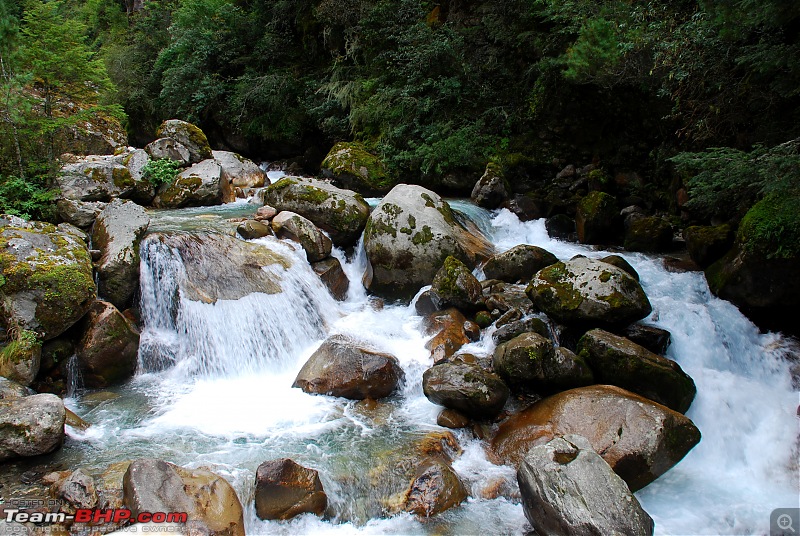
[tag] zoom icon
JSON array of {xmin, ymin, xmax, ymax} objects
[{"xmin": 772, "ymin": 508, "xmax": 800, "ymax": 535}]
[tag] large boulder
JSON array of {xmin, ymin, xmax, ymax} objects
[
  {"xmin": 123, "ymin": 458, "xmax": 245, "ymax": 536},
  {"xmin": 0, "ymin": 330, "xmax": 41, "ymax": 386},
  {"xmin": 518, "ymin": 435, "xmax": 654, "ymax": 536},
  {"xmin": 213, "ymin": 150, "xmax": 266, "ymax": 188},
  {"xmin": 526, "ymin": 257, "xmax": 652, "ymax": 327},
  {"xmin": 430, "ymin": 256, "xmax": 483, "ymax": 312},
  {"xmin": 57, "ymin": 155, "xmax": 137, "ymax": 202},
  {"xmin": 482, "ymin": 245, "xmax": 558, "ymax": 284},
  {"xmin": 493, "ymin": 332, "xmax": 593, "ymax": 393},
  {"xmin": 683, "ymin": 224, "xmax": 733, "ymax": 268},
  {"xmin": 320, "ymin": 141, "xmax": 393, "ymax": 196},
  {"xmin": 422, "ymin": 358, "xmax": 510, "ymax": 419},
  {"xmin": 0, "ymin": 393, "xmax": 65, "ymax": 462},
  {"xmin": 576, "ymin": 191, "xmax": 620, "ymax": 244},
  {"xmin": 76, "ymin": 301, "xmax": 140, "ymax": 389},
  {"xmin": 152, "ymin": 159, "xmax": 234, "ymax": 208},
  {"xmin": 261, "ymin": 177, "xmax": 369, "ymax": 246},
  {"xmin": 624, "ymin": 216, "xmax": 673, "ymax": 253},
  {"xmin": 271, "ymin": 211, "xmax": 332, "ymax": 262},
  {"xmin": 145, "ymin": 138, "xmax": 191, "ymax": 165},
  {"xmin": 255, "ymin": 458, "xmax": 327, "ymax": 521},
  {"xmin": 578, "ymin": 329, "xmax": 695, "ymax": 413},
  {"xmin": 293, "ymin": 334, "xmax": 404, "ymax": 400},
  {"xmin": 155, "ymin": 119, "xmax": 213, "ymax": 164},
  {"xmin": 402, "ymin": 458, "xmax": 468, "ymax": 517},
  {"xmin": 92, "ymin": 199, "xmax": 150, "ymax": 310},
  {"xmin": 470, "ymin": 163, "xmax": 509, "ymax": 209},
  {"xmin": 0, "ymin": 217, "xmax": 96, "ymax": 340},
  {"xmin": 490, "ymin": 385, "xmax": 701, "ymax": 491},
  {"xmin": 121, "ymin": 149, "xmax": 157, "ymax": 205},
  {"xmin": 363, "ymin": 185, "xmax": 493, "ymax": 300},
  {"xmin": 56, "ymin": 198, "xmax": 106, "ymax": 229}
]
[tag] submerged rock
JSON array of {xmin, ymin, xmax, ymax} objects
[
  {"xmin": 518, "ymin": 435, "xmax": 654, "ymax": 536},
  {"xmin": 422, "ymin": 358, "xmax": 510, "ymax": 419},
  {"xmin": 77, "ymin": 300, "xmax": 140, "ymax": 389},
  {"xmin": 482, "ymin": 245, "xmax": 558, "ymax": 284},
  {"xmin": 0, "ymin": 393, "xmax": 65, "ymax": 462},
  {"xmin": 254, "ymin": 458, "xmax": 327, "ymax": 521}
]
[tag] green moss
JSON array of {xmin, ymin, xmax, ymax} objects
[
  {"xmin": 322, "ymin": 142, "xmax": 394, "ymax": 189},
  {"xmin": 112, "ymin": 167, "xmax": 134, "ymax": 188},
  {"xmin": 412, "ymin": 225, "xmax": 434, "ymax": 245},
  {"xmin": 381, "ymin": 203, "xmax": 402, "ymax": 217},
  {"xmin": 737, "ymin": 194, "xmax": 800, "ymax": 259},
  {"xmin": 292, "ymin": 184, "xmax": 331, "ymax": 204},
  {"xmin": 578, "ymin": 190, "xmax": 615, "ymax": 216},
  {"xmin": 599, "ymin": 270, "xmax": 612, "ymax": 283}
]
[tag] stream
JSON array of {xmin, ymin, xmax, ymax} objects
[{"xmin": 53, "ymin": 197, "xmax": 799, "ymax": 535}]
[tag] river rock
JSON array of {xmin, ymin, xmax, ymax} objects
[
  {"xmin": 493, "ymin": 332, "xmax": 593, "ymax": 393},
  {"xmin": 57, "ymin": 155, "xmax": 136, "ymax": 202},
  {"xmin": 576, "ymin": 191, "xmax": 620, "ymax": 244},
  {"xmin": 518, "ymin": 435, "xmax": 654, "ymax": 536},
  {"xmin": 683, "ymin": 224, "xmax": 733, "ymax": 268},
  {"xmin": 320, "ymin": 141, "xmax": 393, "ymax": 196},
  {"xmin": 364, "ymin": 184, "xmax": 493, "ymax": 300},
  {"xmin": 155, "ymin": 119, "xmax": 213, "ymax": 164},
  {"xmin": 471, "ymin": 163, "xmax": 509, "ymax": 209},
  {"xmin": 600, "ymin": 254, "xmax": 640, "ymax": 281},
  {"xmin": 545, "ymin": 214, "xmax": 576, "ymax": 240},
  {"xmin": 0, "ymin": 216, "xmax": 96, "ymax": 340},
  {"xmin": 120, "ymin": 148, "xmax": 157, "ymax": 205},
  {"xmin": 0, "ymin": 332, "xmax": 41, "ymax": 386},
  {"xmin": 0, "ymin": 393, "xmax": 65, "ymax": 462},
  {"xmin": 236, "ymin": 219, "xmax": 273, "ymax": 240},
  {"xmin": 492, "ymin": 316, "xmax": 549, "ymax": 345},
  {"xmin": 76, "ymin": 301, "xmax": 140, "ymax": 389},
  {"xmin": 0, "ymin": 376, "xmax": 33, "ymax": 399},
  {"xmin": 526, "ymin": 257, "xmax": 652, "ymax": 326},
  {"xmin": 437, "ymin": 408, "xmax": 471, "ymax": 429},
  {"xmin": 255, "ymin": 205, "xmax": 277, "ymax": 221},
  {"xmin": 261, "ymin": 177, "xmax": 369, "ymax": 246},
  {"xmin": 152, "ymin": 159, "xmax": 234, "ymax": 208},
  {"xmin": 293, "ymin": 334, "xmax": 404, "ymax": 399},
  {"xmin": 144, "ymin": 137, "xmax": 191, "ymax": 165},
  {"xmin": 56, "ymin": 198, "xmax": 107, "ymax": 229},
  {"xmin": 490, "ymin": 385, "xmax": 701, "ymax": 490},
  {"xmin": 92, "ymin": 199, "xmax": 150, "ymax": 310},
  {"xmin": 422, "ymin": 358, "xmax": 510, "ymax": 419},
  {"xmin": 311, "ymin": 257, "xmax": 349, "ymax": 301},
  {"xmin": 483, "ymin": 245, "xmax": 558, "ymax": 284},
  {"xmin": 403, "ymin": 458, "xmax": 468, "ymax": 517},
  {"xmin": 625, "ymin": 216, "xmax": 674, "ymax": 253},
  {"xmin": 430, "ymin": 256, "xmax": 483, "ymax": 312},
  {"xmin": 619, "ymin": 323, "xmax": 671, "ymax": 355},
  {"xmin": 213, "ymin": 150, "xmax": 266, "ymax": 188},
  {"xmin": 578, "ymin": 329, "xmax": 696, "ymax": 413},
  {"xmin": 254, "ymin": 458, "xmax": 327, "ymax": 521},
  {"xmin": 425, "ymin": 308, "xmax": 471, "ymax": 362},
  {"xmin": 271, "ymin": 211, "xmax": 332, "ymax": 262},
  {"xmin": 123, "ymin": 458, "xmax": 245, "ymax": 536},
  {"xmin": 57, "ymin": 469, "xmax": 99, "ymax": 510}
]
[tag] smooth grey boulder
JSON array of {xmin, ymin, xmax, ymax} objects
[
  {"xmin": 145, "ymin": 137, "xmax": 191, "ymax": 165},
  {"xmin": 56, "ymin": 198, "xmax": 107, "ymax": 229},
  {"xmin": 483, "ymin": 244, "xmax": 558, "ymax": 284},
  {"xmin": 517, "ymin": 435, "xmax": 654, "ymax": 536},
  {"xmin": 152, "ymin": 159, "xmax": 234, "ymax": 208},
  {"xmin": 213, "ymin": 150, "xmax": 266, "ymax": 188},
  {"xmin": 155, "ymin": 119, "xmax": 213, "ymax": 164},
  {"xmin": 0, "ymin": 393, "xmax": 65, "ymax": 461},
  {"xmin": 422, "ymin": 358, "xmax": 509, "ymax": 419},
  {"xmin": 92, "ymin": 199, "xmax": 150, "ymax": 309},
  {"xmin": 272, "ymin": 211, "xmax": 332, "ymax": 262}
]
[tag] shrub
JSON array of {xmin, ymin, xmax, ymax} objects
[
  {"xmin": 0, "ymin": 175, "xmax": 58, "ymax": 221},
  {"xmin": 142, "ymin": 158, "xmax": 182, "ymax": 188}
]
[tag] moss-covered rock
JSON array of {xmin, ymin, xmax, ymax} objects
[
  {"xmin": 422, "ymin": 357, "xmax": 510, "ymax": 419},
  {"xmin": 320, "ymin": 141, "xmax": 395, "ymax": 195},
  {"xmin": 77, "ymin": 301, "xmax": 140, "ymax": 389},
  {"xmin": 272, "ymin": 211, "xmax": 332, "ymax": 262},
  {"xmin": 152, "ymin": 159, "xmax": 234, "ymax": 208},
  {"xmin": 261, "ymin": 177, "xmax": 369, "ymax": 246},
  {"xmin": 575, "ymin": 191, "xmax": 620, "ymax": 245},
  {"xmin": 470, "ymin": 162, "xmax": 510, "ymax": 209},
  {"xmin": 599, "ymin": 254, "xmax": 640, "ymax": 281},
  {"xmin": 155, "ymin": 119, "xmax": 213, "ymax": 164},
  {"xmin": 526, "ymin": 257, "xmax": 652, "ymax": 327},
  {"xmin": 0, "ymin": 216, "xmax": 96, "ymax": 340},
  {"xmin": 144, "ymin": 137, "xmax": 191, "ymax": 165},
  {"xmin": 0, "ymin": 330, "xmax": 41, "ymax": 386},
  {"xmin": 492, "ymin": 316, "xmax": 549, "ymax": 345},
  {"xmin": 578, "ymin": 329, "xmax": 696, "ymax": 413},
  {"xmin": 483, "ymin": 245, "xmax": 559, "ymax": 284},
  {"xmin": 624, "ymin": 216, "xmax": 673, "ymax": 253},
  {"xmin": 430, "ymin": 256, "xmax": 483, "ymax": 312},
  {"xmin": 683, "ymin": 224, "xmax": 733, "ymax": 268},
  {"xmin": 57, "ymin": 155, "xmax": 137, "ymax": 202}
]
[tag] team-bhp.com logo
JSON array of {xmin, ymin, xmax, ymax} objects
[{"xmin": 4, "ymin": 508, "xmax": 188, "ymax": 524}]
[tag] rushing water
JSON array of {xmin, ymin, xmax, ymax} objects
[{"xmin": 58, "ymin": 201, "xmax": 799, "ymax": 535}]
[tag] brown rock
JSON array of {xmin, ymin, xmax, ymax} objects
[
  {"xmin": 437, "ymin": 409, "xmax": 470, "ymax": 429},
  {"xmin": 403, "ymin": 459, "xmax": 468, "ymax": 517},
  {"xmin": 77, "ymin": 301, "xmax": 139, "ymax": 389},
  {"xmin": 311, "ymin": 257, "xmax": 349, "ymax": 301},
  {"xmin": 255, "ymin": 459, "xmax": 327, "ymax": 521},
  {"xmin": 425, "ymin": 308, "xmax": 471, "ymax": 363}
]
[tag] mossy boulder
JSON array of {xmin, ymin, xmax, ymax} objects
[
  {"xmin": 57, "ymin": 155, "xmax": 137, "ymax": 202},
  {"xmin": 422, "ymin": 357, "xmax": 510, "ymax": 419},
  {"xmin": 430, "ymin": 256, "xmax": 483, "ymax": 312},
  {"xmin": 0, "ymin": 330, "xmax": 41, "ymax": 386},
  {"xmin": 77, "ymin": 300, "xmax": 140, "ymax": 389},
  {"xmin": 123, "ymin": 149, "xmax": 157, "ymax": 205},
  {"xmin": 0, "ymin": 216, "xmax": 96, "ymax": 340},
  {"xmin": 684, "ymin": 224, "xmax": 734, "ymax": 268},
  {"xmin": 155, "ymin": 119, "xmax": 213, "ymax": 164},
  {"xmin": 492, "ymin": 316, "xmax": 549, "ymax": 345},
  {"xmin": 490, "ymin": 385, "xmax": 701, "ymax": 491},
  {"xmin": 578, "ymin": 329, "xmax": 696, "ymax": 413},
  {"xmin": 483, "ymin": 245, "xmax": 559, "ymax": 284},
  {"xmin": 624, "ymin": 216, "xmax": 673, "ymax": 253},
  {"xmin": 493, "ymin": 332, "xmax": 593, "ymax": 393},
  {"xmin": 145, "ymin": 137, "xmax": 191, "ymax": 165},
  {"xmin": 0, "ymin": 393, "xmax": 65, "ymax": 462},
  {"xmin": 320, "ymin": 141, "xmax": 394, "ymax": 196},
  {"xmin": 600, "ymin": 254, "xmax": 640, "ymax": 281},
  {"xmin": 56, "ymin": 198, "xmax": 107, "ymax": 229},
  {"xmin": 526, "ymin": 257, "xmax": 652, "ymax": 327},
  {"xmin": 152, "ymin": 159, "xmax": 234, "ymax": 208},
  {"xmin": 363, "ymin": 185, "xmax": 494, "ymax": 300},
  {"xmin": 575, "ymin": 191, "xmax": 620, "ymax": 245},
  {"xmin": 470, "ymin": 162, "xmax": 510, "ymax": 209},
  {"xmin": 92, "ymin": 199, "xmax": 150, "ymax": 310},
  {"xmin": 272, "ymin": 211, "xmax": 332, "ymax": 262},
  {"xmin": 212, "ymin": 150, "xmax": 266, "ymax": 188},
  {"xmin": 261, "ymin": 177, "xmax": 369, "ymax": 246}
]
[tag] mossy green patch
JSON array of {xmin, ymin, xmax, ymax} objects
[
  {"xmin": 112, "ymin": 167, "xmax": 134, "ymax": 188},
  {"xmin": 412, "ymin": 225, "xmax": 434, "ymax": 245},
  {"xmin": 737, "ymin": 193, "xmax": 800, "ymax": 259}
]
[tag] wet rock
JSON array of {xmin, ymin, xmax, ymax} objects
[
  {"xmin": 422, "ymin": 358, "xmax": 510, "ymax": 419},
  {"xmin": 483, "ymin": 245, "xmax": 558, "ymax": 284},
  {"xmin": 57, "ymin": 155, "xmax": 136, "ymax": 202},
  {"xmin": 430, "ymin": 256, "xmax": 483, "ymax": 312},
  {"xmin": 271, "ymin": 211, "xmax": 332, "ymax": 262},
  {"xmin": 363, "ymin": 184, "xmax": 493, "ymax": 300},
  {"xmin": 600, "ymin": 254, "xmax": 640, "ymax": 281},
  {"xmin": 56, "ymin": 198, "xmax": 107, "ymax": 229},
  {"xmin": 625, "ymin": 216, "xmax": 674, "ymax": 253},
  {"xmin": 492, "ymin": 317, "xmax": 549, "ymax": 345},
  {"xmin": 578, "ymin": 329, "xmax": 695, "ymax": 413},
  {"xmin": 491, "ymin": 385, "xmax": 701, "ymax": 491},
  {"xmin": 76, "ymin": 301, "xmax": 140, "ymax": 389},
  {"xmin": 236, "ymin": 219, "xmax": 272, "ymax": 240},
  {"xmin": 255, "ymin": 205, "xmax": 277, "ymax": 221},
  {"xmin": 437, "ymin": 409, "xmax": 470, "ymax": 429},
  {"xmin": 320, "ymin": 141, "xmax": 393, "ymax": 196},
  {"xmin": 684, "ymin": 224, "xmax": 733, "ymax": 268},
  {"xmin": 518, "ymin": 435, "xmax": 654, "ymax": 536},
  {"xmin": 470, "ymin": 163, "xmax": 509, "ymax": 209},
  {"xmin": 493, "ymin": 333, "xmax": 593, "ymax": 393},
  {"xmin": 0, "ymin": 216, "xmax": 96, "ymax": 340},
  {"xmin": 414, "ymin": 290, "xmax": 438, "ymax": 317},
  {"xmin": 474, "ymin": 310, "xmax": 493, "ymax": 328},
  {"xmin": 261, "ymin": 177, "xmax": 370, "ymax": 246},
  {"xmin": 57, "ymin": 469, "xmax": 98, "ymax": 510},
  {"xmin": 526, "ymin": 257, "xmax": 652, "ymax": 327},
  {"xmin": 0, "ymin": 393, "xmax": 65, "ymax": 462},
  {"xmin": 0, "ymin": 377, "xmax": 33, "ymax": 399},
  {"xmin": 545, "ymin": 214, "xmax": 576, "ymax": 240},
  {"xmin": 254, "ymin": 458, "xmax": 327, "ymax": 521},
  {"xmin": 92, "ymin": 199, "xmax": 150, "ymax": 310},
  {"xmin": 311, "ymin": 257, "xmax": 349, "ymax": 301},
  {"xmin": 424, "ymin": 308, "xmax": 471, "ymax": 363},
  {"xmin": 504, "ymin": 194, "xmax": 542, "ymax": 222},
  {"xmin": 576, "ymin": 191, "xmax": 620, "ymax": 244},
  {"xmin": 144, "ymin": 137, "xmax": 191, "ymax": 165},
  {"xmin": 152, "ymin": 159, "xmax": 234, "ymax": 208},
  {"xmin": 403, "ymin": 459, "xmax": 468, "ymax": 517},
  {"xmin": 0, "ymin": 332, "xmax": 41, "ymax": 386},
  {"xmin": 293, "ymin": 334, "xmax": 404, "ymax": 400},
  {"xmin": 212, "ymin": 150, "xmax": 266, "ymax": 188},
  {"xmin": 620, "ymin": 323, "xmax": 671, "ymax": 355},
  {"xmin": 155, "ymin": 119, "xmax": 213, "ymax": 164}
]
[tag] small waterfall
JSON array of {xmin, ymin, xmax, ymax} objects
[
  {"xmin": 65, "ymin": 353, "xmax": 83, "ymax": 397},
  {"xmin": 137, "ymin": 232, "xmax": 340, "ymax": 379}
]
